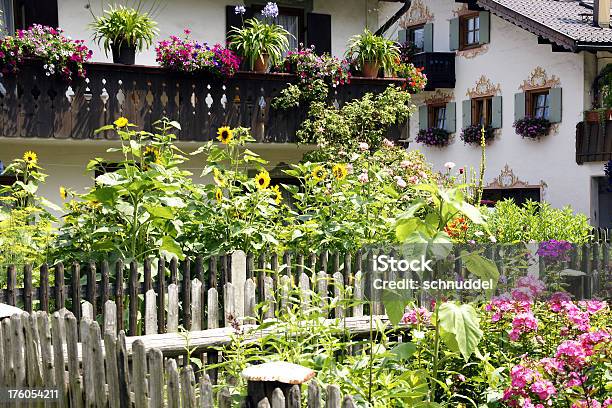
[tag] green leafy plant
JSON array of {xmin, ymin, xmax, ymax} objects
[
  {"xmin": 345, "ymin": 29, "xmax": 399, "ymax": 74},
  {"xmin": 228, "ymin": 18, "xmax": 292, "ymax": 70},
  {"xmin": 297, "ymin": 85, "xmax": 414, "ymax": 151},
  {"xmin": 90, "ymin": 2, "xmax": 159, "ymax": 55}
]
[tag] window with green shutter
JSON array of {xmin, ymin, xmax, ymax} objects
[{"xmin": 450, "ymin": 11, "xmax": 491, "ymax": 51}]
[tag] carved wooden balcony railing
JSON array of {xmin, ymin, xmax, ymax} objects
[
  {"xmin": 411, "ymin": 52, "xmax": 456, "ymax": 90},
  {"xmin": 576, "ymin": 121, "xmax": 612, "ymax": 164},
  {"xmin": 0, "ymin": 60, "xmax": 407, "ymax": 143}
]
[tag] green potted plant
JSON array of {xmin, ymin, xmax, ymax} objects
[
  {"xmin": 90, "ymin": 3, "xmax": 158, "ymax": 65},
  {"xmin": 228, "ymin": 3, "xmax": 291, "ymax": 73},
  {"xmin": 345, "ymin": 29, "xmax": 399, "ymax": 78}
]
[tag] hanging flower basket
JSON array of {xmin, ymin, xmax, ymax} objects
[
  {"xmin": 460, "ymin": 124, "xmax": 495, "ymax": 144},
  {"xmin": 513, "ymin": 117, "xmax": 552, "ymax": 139},
  {"xmin": 416, "ymin": 128, "xmax": 450, "ymax": 147}
]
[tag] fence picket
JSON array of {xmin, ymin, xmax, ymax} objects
[
  {"xmin": 101, "ymin": 260, "xmax": 110, "ymax": 307},
  {"xmin": 148, "ymin": 348, "xmax": 164, "ymax": 408},
  {"xmin": 167, "ymin": 284, "xmax": 179, "ymax": 333},
  {"xmin": 207, "ymin": 288, "xmax": 219, "ymax": 330},
  {"xmin": 51, "ymin": 313, "xmax": 67, "ymax": 407},
  {"xmin": 333, "ymin": 272, "xmax": 344, "ymax": 319},
  {"xmin": 129, "ymin": 261, "xmax": 139, "ymax": 336},
  {"xmin": 104, "ymin": 300, "xmax": 117, "ymax": 336},
  {"xmin": 132, "ymin": 340, "xmax": 148, "ymax": 408},
  {"xmin": 157, "ymin": 258, "xmax": 166, "ymax": 334},
  {"xmin": 6, "ymin": 265, "xmax": 16, "ymax": 306},
  {"xmin": 271, "ymin": 388, "xmax": 285, "ymax": 408},
  {"xmin": 65, "ymin": 314, "xmax": 83, "ymax": 408},
  {"xmin": 165, "ymin": 358, "xmax": 180, "ymax": 408},
  {"xmin": 72, "ymin": 263, "xmax": 82, "ymax": 322},
  {"xmin": 183, "ymin": 259, "xmax": 192, "ymax": 331},
  {"xmin": 145, "ymin": 289, "xmax": 158, "ymax": 335},
  {"xmin": 218, "ymin": 388, "xmax": 231, "ymax": 408},
  {"xmin": 90, "ymin": 322, "xmax": 108, "ymax": 408},
  {"xmin": 87, "ymin": 262, "xmax": 97, "ymax": 316},
  {"xmin": 288, "ymin": 385, "xmax": 301, "ymax": 408},
  {"xmin": 326, "ymin": 385, "xmax": 341, "ymax": 408},
  {"xmin": 116, "ymin": 331, "xmax": 131, "ymax": 407},
  {"xmin": 191, "ymin": 279, "xmax": 202, "ymax": 331},
  {"xmin": 39, "ymin": 264, "xmax": 49, "ymax": 313},
  {"xmin": 308, "ymin": 381, "xmax": 320, "ymax": 408},
  {"xmin": 37, "ymin": 312, "xmax": 55, "ymax": 387},
  {"xmin": 1, "ymin": 319, "xmax": 11, "ymax": 387},
  {"xmin": 23, "ymin": 313, "xmax": 43, "ymax": 387},
  {"xmin": 104, "ymin": 331, "xmax": 120, "ymax": 408},
  {"xmin": 180, "ymin": 365, "xmax": 197, "ymax": 408},
  {"xmin": 55, "ymin": 262, "xmax": 66, "ymax": 310},
  {"xmin": 199, "ymin": 374, "xmax": 214, "ymax": 408},
  {"xmin": 299, "ymin": 273, "xmax": 310, "ymax": 312},
  {"xmin": 115, "ymin": 260, "xmax": 124, "ymax": 333},
  {"xmin": 264, "ymin": 276, "xmax": 275, "ymax": 319},
  {"xmin": 244, "ymin": 278, "xmax": 256, "ymax": 323},
  {"xmin": 224, "ymin": 282, "xmax": 235, "ymax": 326}
]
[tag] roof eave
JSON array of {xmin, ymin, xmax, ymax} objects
[{"xmin": 477, "ymin": 0, "xmax": 578, "ymax": 52}]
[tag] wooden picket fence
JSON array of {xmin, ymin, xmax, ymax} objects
[
  {"xmin": 1, "ymin": 244, "xmax": 611, "ymax": 337},
  {"xmin": 0, "ymin": 310, "xmax": 360, "ymax": 407}
]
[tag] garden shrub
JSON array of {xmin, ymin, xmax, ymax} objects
[
  {"xmin": 469, "ymin": 200, "xmax": 592, "ymax": 244},
  {"xmin": 297, "ymin": 85, "xmax": 414, "ymax": 151}
]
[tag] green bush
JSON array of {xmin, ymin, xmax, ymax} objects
[{"xmin": 470, "ymin": 200, "xmax": 592, "ymax": 244}]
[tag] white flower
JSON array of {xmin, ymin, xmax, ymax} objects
[
  {"xmin": 444, "ymin": 161, "xmax": 456, "ymax": 170},
  {"xmin": 489, "ymin": 236, "xmax": 497, "ymax": 243},
  {"xmin": 234, "ymin": 5, "xmax": 246, "ymax": 15},
  {"xmin": 394, "ymin": 176, "xmax": 407, "ymax": 188},
  {"xmin": 474, "ymin": 231, "xmax": 484, "ymax": 237},
  {"xmin": 412, "ymin": 330, "xmax": 425, "ymax": 339},
  {"xmin": 358, "ymin": 172, "xmax": 369, "ymax": 183},
  {"xmin": 383, "ymin": 138, "xmax": 394, "ymax": 148},
  {"xmin": 400, "ymin": 160, "xmax": 410, "ymax": 169},
  {"xmin": 358, "ymin": 142, "xmax": 369, "ymax": 151},
  {"xmin": 261, "ymin": 2, "xmax": 279, "ymax": 18}
]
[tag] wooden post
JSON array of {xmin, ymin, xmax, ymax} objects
[
  {"xmin": 183, "ymin": 258, "xmax": 192, "ymax": 330},
  {"xmin": 326, "ymin": 385, "xmax": 341, "ymax": 408},
  {"xmin": 72, "ymin": 262, "xmax": 82, "ymax": 322},
  {"xmin": 24, "ymin": 264, "xmax": 33, "ymax": 312},
  {"xmin": 104, "ymin": 331, "xmax": 120, "ymax": 408},
  {"xmin": 116, "ymin": 260, "xmax": 124, "ymax": 333},
  {"xmin": 199, "ymin": 374, "xmax": 214, "ymax": 408},
  {"xmin": 148, "ymin": 349, "xmax": 164, "ymax": 408},
  {"xmin": 40, "ymin": 263, "xmax": 50, "ymax": 313},
  {"xmin": 132, "ymin": 340, "xmax": 148, "ymax": 408},
  {"xmin": 157, "ymin": 258, "xmax": 166, "ymax": 334},
  {"xmin": 90, "ymin": 322, "xmax": 108, "ymax": 408},
  {"xmin": 87, "ymin": 261, "xmax": 97, "ymax": 317},
  {"xmin": 65, "ymin": 314, "xmax": 83, "ymax": 408},
  {"xmin": 244, "ymin": 278, "xmax": 256, "ymax": 324},
  {"xmin": 51, "ymin": 313, "xmax": 67, "ymax": 407},
  {"xmin": 7, "ymin": 265, "xmax": 17, "ymax": 306},
  {"xmin": 180, "ymin": 366, "xmax": 197, "ymax": 408},
  {"xmin": 307, "ymin": 381, "xmax": 320, "ymax": 408},
  {"xmin": 10, "ymin": 314, "xmax": 26, "ymax": 387},
  {"xmin": 116, "ymin": 331, "xmax": 131, "ymax": 408},
  {"xmin": 165, "ymin": 359, "xmax": 180, "ymax": 408},
  {"xmin": 1, "ymin": 319, "xmax": 12, "ymax": 387},
  {"xmin": 55, "ymin": 262, "xmax": 66, "ymax": 310},
  {"xmin": 129, "ymin": 261, "xmax": 139, "ymax": 336},
  {"xmin": 36, "ymin": 312, "xmax": 55, "ymax": 387}
]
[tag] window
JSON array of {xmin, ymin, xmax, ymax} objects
[
  {"xmin": 407, "ymin": 24, "xmax": 425, "ymax": 52},
  {"xmin": 472, "ymin": 97, "xmax": 493, "ymax": 126},
  {"xmin": 460, "ymin": 13, "xmax": 480, "ymax": 49},
  {"xmin": 254, "ymin": 5, "xmax": 303, "ymax": 52},
  {"xmin": 0, "ymin": 0, "xmax": 13, "ymax": 35},
  {"xmin": 528, "ymin": 90, "xmax": 550, "ymax": 119},
  {"xmin": 481, "ymin": 188, "xmax": 541, "ymax": 207},
  {"xmin": 429, "ymin": 104, "xmax": 447, "ymax": 129}
]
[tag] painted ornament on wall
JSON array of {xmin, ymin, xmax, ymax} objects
[
  {"xmin": 514, "ymin": 67, "xmax": 561, "ymax": 140},
  {"xmin": 400, "ymin": 0, "xmax": 434, "ymax": 28}
]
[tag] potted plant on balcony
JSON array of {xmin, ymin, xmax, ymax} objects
[
  {"xmin": 416, "ymin": 127, "xmax": 450, "ymax": 147},
  {"xmin": 345, "ymin": 29, "xmax": 399, "ymax": 78},
  {"xmin": 513, "ymin": 117, "xmax": 552, "ymax": 139},
  {"xmin": 585, "ymin": 65, "xmax": 612, "ymax": 123},
  {"xmin": 90, "ymin": 4, "xmax": 158, "ymax": 65},
  {"xmin": 228, "ymin": 3, "xmax": 291, "ymax": 73}
]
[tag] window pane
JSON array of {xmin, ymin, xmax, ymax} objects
[
  {"xmin": 475, "ymin": 17, "xmax": 480, "ymax": 29},
  {"xmin": 436, "ymin": 107, "xmax": 446, "ymax": 129},
  {"xmin": 468, "ymin": 18, "xmax": 475, "ymax": 30},
  {"xmin": 412, "ymin": 27, "xmax": 425, "ymax": 50},
  {"xmin": 474, "ymin": 30, "xmax": 480, "ymax": 43},
  {"xmin": 467, "ymin": 32, "xmax": 474, "ymax": 44}
]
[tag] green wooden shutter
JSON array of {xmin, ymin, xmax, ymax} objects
[
  {"xmin": 424, "ymin": 23, "xmax": 434, "ymax": 52},
  {"xmin": 445, "ymin": 102, "xmax": 456, "ymax": 133},
  {"xmin": 398, "ymin": 29, "xmax": 408, "ymax": 43},
  {"xmin": 514, "ymin": 93, "xmax": 526, "ymax": 121},
  {"xmin": 549, "ymin": 88, "xmax": 562, "ymax": 123},
  {"xmin": 449, "ymin": 18, "xmax": 459, "ymax": 51},
  {"xmin": 479, "ymin": 11, "xmax": 491, "ymax": 45},
  {"xmin": 419, "ymin": 105, "xmax": 428, "ymax": 130},
  {"xmin": 491, "ymin": 96, "xmax": 503, "ymax": 129},
  {"xmin": 462, "ymin": 100, "xmax": 471, "ymax": 129}
]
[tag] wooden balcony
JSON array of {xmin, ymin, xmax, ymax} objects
[
  {"xmin": 411, "ymin": 52, "xmax": 456, "ymax": 90},
  {"xmin": 0, "ymin": 60, "xmax": 407, "ymax": 143},
  {"xmin": 576, "ymin": 121, "xmax": 612, "ymax": 164}
]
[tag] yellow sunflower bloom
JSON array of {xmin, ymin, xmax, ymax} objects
[
  {"xmin": 213, "ymin": 168, "xmax": 226, "ymax": 187},
  {"xmin": 254, "ymin": 170, "xmax": 271, "ymax": 190},
  {"xmin": 311, "ymin": 165, "xmax": 327, "ymax": 182},
  {"xmin": 332, "ymin": 163, "xmax": 348, "ymax": 180},
  {"xmin": 59, "ymin": 186, "xmax": 67, "ymax": 200},
  {"xmin": 215, "ymin": 187, "xmax": 223, "ymax": 202},
  {"xmin": 144, "ymin": 146, "xmax": 161, "ymax": 164},
  {"xmin": 114, "ymin": 117, "xmax": 129, "ymax": 128},
  {"xmin": 271, "ymin": 185, "xmax": 282, "ymax": 205},
  {"xmin": 23, "ymin": 151, "xmax": 37, "ymax": 167},
  {"xmin": 216, "ymin": 126, "xmax": 234, "ymax": 144}
]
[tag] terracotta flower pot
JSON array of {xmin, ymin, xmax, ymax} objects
[
  {"xmin": 111, "ymin": 44, "xmax": 136, "ymax": 65},
  {"xmin": 585, "ymin": 109, "xmax": 612, "ymax": 123},
  {"xmin": 253, "ymin": 54, "xmax": 270, "ymax": 73},
  {"xmin": 361, "ymin": 61, "xmax": 380, "ymax": 78}
]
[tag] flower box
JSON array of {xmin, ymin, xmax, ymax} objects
[
  {"xmin": 513, "ymin": 117, "xmax": 552, "ymax": 139},
  {"xmin": 460, "ymin": 124, "xmax": 495, "ymax": 144},
  {"xmin": 584, "ymin": 109, "xmax": 612, "ymax": 123},
  {"xmin": 416, "ymin": 127, "xmax": 450, "ymax": 147}
]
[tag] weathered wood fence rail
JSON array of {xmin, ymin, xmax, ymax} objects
[
  {"xmin": 0, "ymin": 310, "xmax": 360, "ymax": 407},
  {"xmin": 1, "ymin": 244, "xmax": 611, "ymax": 336}
]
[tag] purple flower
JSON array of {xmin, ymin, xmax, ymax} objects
[{"xmin": 261, "ymin": 2, "xmax": 279, "ymax": 18}]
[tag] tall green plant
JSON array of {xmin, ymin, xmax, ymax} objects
[
  {"xmin": 228, "ymin": 18, "xmax": 292, "ymax": 69},
  {"xmin": 90, "ymin": 2, "xmax": 159, "ymax": 54},
  {"xmin": 345, "ymin": 29, "xmax": 399, "ymax": 72}
]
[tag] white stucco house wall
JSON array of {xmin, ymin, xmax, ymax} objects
[{"xmin": 379, "ymin": 0, "xmax": 612, "ymax": 228}]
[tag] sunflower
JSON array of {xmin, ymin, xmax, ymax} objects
[
  {"xmin": 254, "ymin": 170, "xmax": 271, "ymax": 190},
  {"xmin": 59, "ymin": 186, "xmax": 67, "ymax": 200},
  {"xmin": 23, "ymin": 151, "xmax": 37, "ymax": 167},
  {"xmin": 311, "ymin": 165, "xmax": 327, "ymax": 182},
  {"xmin": 216, "ymin": 126, "xmax": 234, "ymax": 144},
  {"xmin": 144, "ymin": 146, "xmax": 161, "ymax": 164},
  {"xmin": 271, "ymin": 185, "xmax": 282, "ymax": 205},
  {"xmin": 332, "ymin": 163, "xmax": 348, "ymax": 180},
  {"xmin": 215, "ymin": 187, "xmax": 223, "ymax": 202},
  {"xmin": 114, "ymin": 117, "xmax": 129, "ymax": 128},
  {"xmin": 213, "ymin": 168, "xmax": 226, "ymax": 187}
]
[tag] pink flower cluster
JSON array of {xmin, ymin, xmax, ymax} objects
[
  {"xmin": 0, "ymin": 24, "xmax": 92, "ymax": 81},
  {"xmin": 156, "ymin": 31, "xmax": 240, "ymax": 77},
  {"xmin": 503, "ymin": 364, "xmax": 556, "ymax": 407},
  {"xmin": 401, "ymin": 306, "xmax": 432, "ymax": 325},
  {"xmin": 282, "ymin": 45, "xmax": 350, "ymax": 87},
  {"xmin": 549, "ymin": 293, "xmax": 607, "ymax": 332},
  {"xmin": 509, "ymin": 311, "xmax": 538, "ymax": 341},
  {"xmin": 511, "ymin": 275, "xmax": 546, "ymax": 301}
]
